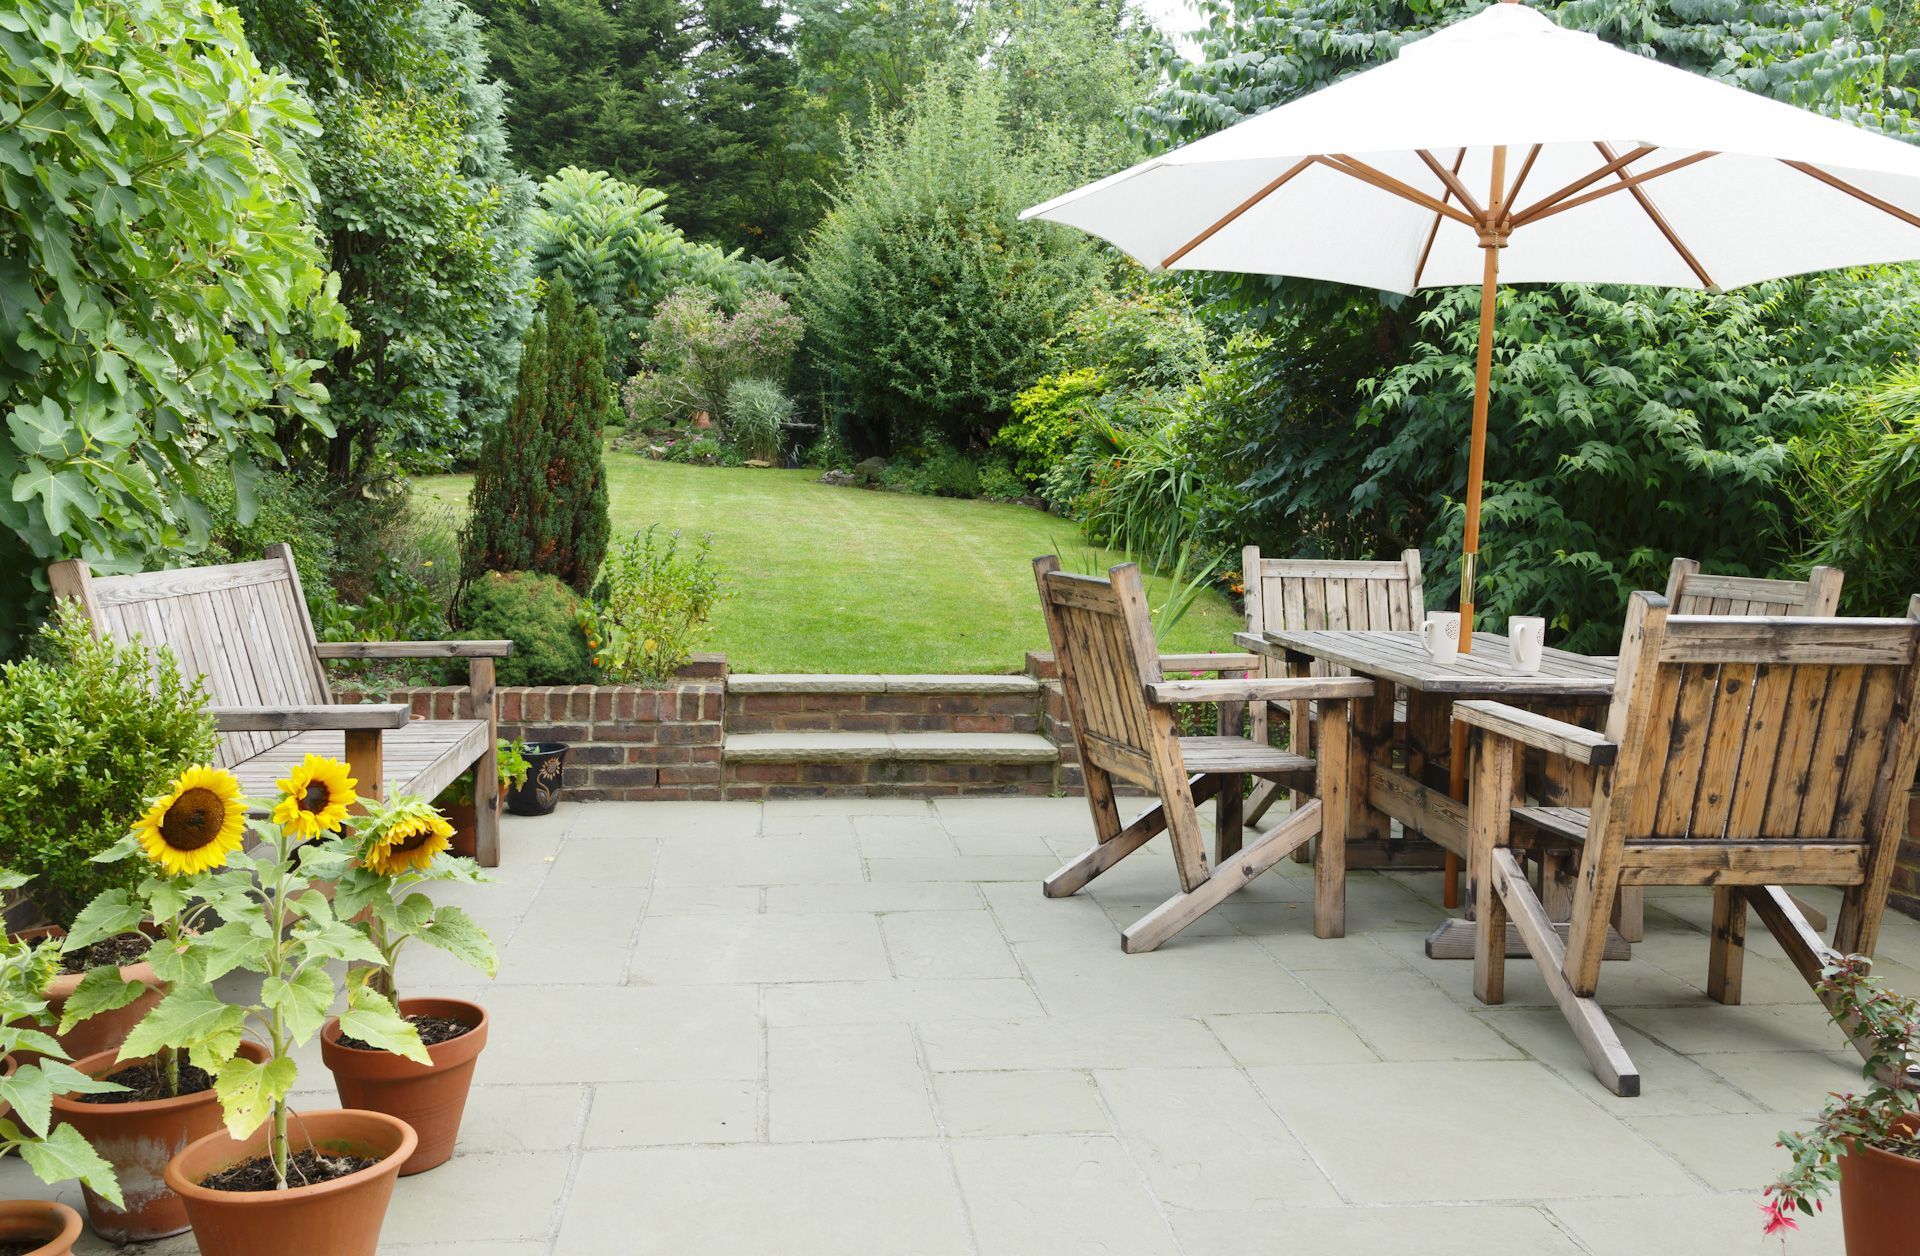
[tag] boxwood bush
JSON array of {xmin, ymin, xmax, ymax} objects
[{"xmin": 458, "ymin": 571, "xmax": 595, "ymax": 686}]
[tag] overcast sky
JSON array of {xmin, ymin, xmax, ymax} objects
[{"xmin": 1135, "ymin": 0, "xmax": 1203, "ymax": 59}]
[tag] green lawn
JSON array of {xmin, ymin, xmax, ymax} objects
[{"xmin": 421, "ymin": 455, "xmax": 1242, "ymax": 673}]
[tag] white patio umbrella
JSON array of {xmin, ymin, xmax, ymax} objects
[{"xmin": 1023, "ymin": 0, "xmax": 1920, "ymax": 648}]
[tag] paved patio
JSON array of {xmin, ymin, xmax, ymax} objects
[{"xmin": 13, "ymin": 796, "xmax": 1917, "ymax": 1254}]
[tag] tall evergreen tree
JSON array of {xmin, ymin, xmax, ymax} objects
[{"xmin": 462, "ymin": 280, "xmax": 612, "ymax": 592}]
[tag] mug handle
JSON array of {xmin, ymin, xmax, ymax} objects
[{"xmin": 1420, "ymin": 619, "xmax": 1438, "ymax": 653}]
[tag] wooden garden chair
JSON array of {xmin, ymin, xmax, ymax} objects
[
  {"xmin": 1665, "ymin": 557, "xmax": 1844, "ymax": 617},
  {"xmin": 1458, "ymin": 590, "xmax": 1920, "ymax": 1095},
  {"xmin": 1035, "ymin": 556, "xmax": 1372, "ymax": 953},
  {"xmin": 48, "ymin": 545, "xmax": 515, "ymax": 866},
  {"xmin": 1240, "ymin": 548, "xmax": 1423, "ymax": 834}
]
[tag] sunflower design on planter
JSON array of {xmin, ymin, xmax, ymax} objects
[
  {"xmin": 130, "ymin": 765, "xmax": 248, "ymax": 876},
  {"xmin": 363, "ymin": 804, "xmax": 456, "ymax": 877},
  {"xmin": 271, "ymin": 754, "xmax": 358, "ymax": 838}
]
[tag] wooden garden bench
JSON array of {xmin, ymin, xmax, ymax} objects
[
  {"xmin": 47, "ymin": 545, "xmax": 513, "ymax": 866},
  {"xmin": 1460, "ymin": 590, "xmax": 1920, "ymax": 1095},
  {"xmin": 1034, "ymin": 556, "xmax": 1372, "ymax": 952},
  {"xmin": 1665, "ymin": 557, "xmax": 1844, "ymax": 617}
]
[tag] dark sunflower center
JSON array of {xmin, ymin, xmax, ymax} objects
[
  {"xmin": 299, "ymin": 782, "xmax": 331, "ymax": 814},
  {"xmin": 393, "ymin": 828, "xmax": 434, "ymax": 854},
  {"xmin": 160, "ymin": 787, "xmax": 224, "ymax": 851}
]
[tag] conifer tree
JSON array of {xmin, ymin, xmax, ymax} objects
[{"xmin": 462, "ymin": 279, "xmax": 612, "ymax": 593}]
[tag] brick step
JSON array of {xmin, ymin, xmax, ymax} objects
[
  {"xmin": 724, "ymin": 732, "xmax": 1056, "ymax": 763},
  {"xmin": 726, "ymin": 674, "xmax": 1044, "ymax": 736}
]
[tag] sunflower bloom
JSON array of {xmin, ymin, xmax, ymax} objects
[
  {"xmin": 271, "ymin": 756, "xmax": 358, "ymax": 838},
  {"xmin": 132, "ymin": 766, "xmax": 248, "ymax": 876},
  {"xmin": 364, "ymin": 811, "xmax": 455, "ymax": 877}
]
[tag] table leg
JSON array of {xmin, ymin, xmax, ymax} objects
[{"xmin": 1351, "ymin": 678, "xmax": 1393, "ymax": 847}]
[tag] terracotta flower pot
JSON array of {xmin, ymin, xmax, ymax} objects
[
  {"xmin": 50, "ymin": 1041, "xmax": 271, "ymax": 1243},
  {"xmin": 12, "ymin": 925, "xmax": 165, "ymax": 1061},
  {"xmin": 1841, "ymin": 1113, "xmax": 1920, "ymax": 1255},
  {"xmin": 163, "ymin": 1108, "xmax": 416, "ymax": 1256},
  {"xmin": 443, "ymin": 797, "xmax": 502, "ymax": 860},
  {"xmin": 0, "ymin": 1200, "xmax": 82, "ymax": 1255},
  {"xmin": 319, "ymin": 997, "xmax": 487, "ymax": 1175}
]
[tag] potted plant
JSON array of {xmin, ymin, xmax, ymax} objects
[
  {"xmin": 505, "ymin": 741, "xmax": 570, "ymax": 817},
  {"xmin": 1764, "ymin": 955, "xmax": 1919, "ymax": 1253},
  {"xmin": 434, "ymin": 738, "xmax": 529, "ymax": 857},
  {"xmin": 49, "ymin": 764, "xmax": 272, "ymax": 1241},
  {"xmin": 100, "ymin": 758, "xmax": 428, "ymax": 1256},
  {"xmin": 310, "ymin": 798, "xmax": 498, "ymax": 1174},
  {"xmin": 0, "ymin": 870, "xmax": 126, "ymax": 1256}
]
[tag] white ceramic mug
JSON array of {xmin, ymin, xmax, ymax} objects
[
  {"xmin": 1509, "ymin": 615, "xmax": 1546, "ymax": 674},
  {"xmin": 1421, "ymin": 612, "xmax": 1461, "ymax": 666}
]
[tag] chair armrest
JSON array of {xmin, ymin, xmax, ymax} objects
[
  {"xmin": 1454, "ymin": 700, "xmax": 1617, "ymax": 766},
  {"xmin": 314, "ymin": 640, "xmax": 515, "ymax": 660},
  {"xmin": 1146, "ymin": 676, "xmax": 1375, "ymax": 705},
  {"xmin": 211, "ymin": 704, "xmax": 411, "ymax": 732},
  {"xmin": 1157, "ymin": 652, "xmax": 1262, "ymax": 675}
]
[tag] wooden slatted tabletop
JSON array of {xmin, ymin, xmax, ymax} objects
[{"xmin": 1235, "ymin": 629, "xmax": 1617, "ymax": 696}]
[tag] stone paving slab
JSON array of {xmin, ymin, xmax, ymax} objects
[{"xmin": 3, "ymin": 797, "xmax": 1901, "ymax": 1254}]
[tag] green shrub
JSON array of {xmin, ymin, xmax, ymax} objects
[
  {"xmin": 630, "ymin": 287, "xmax": 805, "ymax": 429},
  {"xmin": 0, "ymin": 602, "xmax": 216, "ymax": 925},
  {"xmin": 878, "ymin": 446, "xmax": 982, "ymax": 498},
  {"xmin": 725, "ymin": 378, "xmax": 797, "ymax": 462},
  {"xmin": 1789, "ymin": 362, "xmax": 1920, "ymax": 614},
  {"xmin": 978, "ymin": 456, "xmax": 1026, "ymax": 502},
  {"xmin": 661, "ymin": 432, "xmax": 745, "ymax": 466},
  {"xmin": 997, "ymin": 367, "xmax": 1109, "ymax": 487},
  {"xmin": 462, "ymin": 279, "xmax": 613, "ymax": 593},
  {"xmin": 579, "ymin": 527, "xmax": 725, "ymax": 685},
  {"xmin": 198, "ymin": 467, "xmax": 344, "ymax": 603},
  {"xmin": 798, "ymin": 65, "xmax": 1100, "ymax": 451},
  {"xmin": 457, "ymin": 572, "xmax": 595, "ymax": 686}
]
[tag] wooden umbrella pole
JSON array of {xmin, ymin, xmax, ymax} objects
[{"xmin": 1445, "ymin": 145, "xmax": 1508, "ymax": 908}]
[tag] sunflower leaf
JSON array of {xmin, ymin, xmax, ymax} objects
[
  {"xmin": 119, "ymin": 985, "xmax": 247, "ymax": 1064},
  {"xmin": 195, "ymin": 917, "xmax": 271, "ymax": 982},
  {"xmin": 289, "ymin": 916, "xmax": 384, "ymax": 968},
  {"xmin": 0, "ymin": 1065, "xmax": 53, "ymax": 1137},
  {"xmin": 339, "ymin": 985, "xmax": 429, "ymax": 1065},
  {"xmin": 57, "ymin": 966, "xmax": 150, "ymax": 1034},
  {"xmin": 212, "ymin": 1053, "xmax": 296, "ymax": 1141},
  {"xmin": 19, "ymin": 1122, "xmax": 124, "ymax": 1209},
  {"xmin": 261, "ymin": 965, "xmax": 335, "ymax": 1046},
  {"xmin": 62, "ymin": 890, "xmax": 143, "ymax": 951},
  {"xmin": 413, "ymin": 904, "xmax": 497, "ymax": 978}
]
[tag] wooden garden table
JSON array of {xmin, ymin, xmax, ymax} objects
[{"xmin": 1234, "ymin": 628, "xmax": 1622, "ymax": 957}]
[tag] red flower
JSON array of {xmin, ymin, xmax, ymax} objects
[{"xmin": 1759, "ymin": 1197, "xmax": 1799, "ymax": 1238}]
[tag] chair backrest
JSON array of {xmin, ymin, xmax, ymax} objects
[
  {"xmin": 46, "ymin": 544, "xmax": 330, "ymax": 768},
  {"xmin": 1033, "ymin": 556, "xmax": 1180, "ymax": 792},
  {"xmin": 1242, "ymin": 547, "xmax": 1426, "ymax": 636},
  {"xmin": 1664, "ymin": 557, "xmax": 1843, "ymax": 618},
  {"xmin": 1596, "ymin": 592, "xmax": 1920, "ymax": 854}
]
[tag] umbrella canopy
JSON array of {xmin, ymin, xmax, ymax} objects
[{"xmin": 1023, "ymin": 0, "xmax": 1920, "ymax": 640}]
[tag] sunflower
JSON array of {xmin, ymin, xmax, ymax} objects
[
  {"xmin": 132, "ymin": 766, "xmax": 248, "ymax": 876},
  {"xmin": 271, "ymin": 756, "xmax": 358, "ymax": 838},
  {"xmin": 364, "ymin": 810, "xmax": 455, "ymax": 877}
]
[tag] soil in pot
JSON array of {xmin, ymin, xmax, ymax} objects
[
  {"xmin": 164, "ymin": 1108, "xmax": 415, "ymax": 1256},
  {"xmin": 57, "ymin": 933, "xmax": 150, "ymax": 974},
  {"xmin": 320, "ymin": 997, "xmax": 487, "ymax": 1175},
  {"xmin": 1841, "ymin": 1113, "xmax": 1920, "ymax": 1255},
  {"xmin": 52, "ymin": 1042, "xmax": 271, "ymax": 1244},
  {"xmin": 0, "ymin": 1200, "xmax": 82, "ymax": 1256},
  {"xmin": 199, "ymin": 1148, "xmax": 377, "ymax": 1192}
]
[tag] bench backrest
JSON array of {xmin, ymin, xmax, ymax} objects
[
  {"xmin": 1596, "ymin": 592, "xmax": 1920, "ymax": 856},
  {"xmin": 47, "ymin": 545, "xmax": 329, "ymax": 768},
  {"xmin": 1664, "ymin": 558, "xmax": 1843, "ymax": 618},
  {"xmin": 1033, "ymin": 556, "xmax": 1179, "ymax": 792},
  {"xmin": 1243, "ymin": 547, "xmax": 1425, "ymax": 636}
]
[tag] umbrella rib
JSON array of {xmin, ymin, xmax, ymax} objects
[
  {"xmin": 1511, "ymin": 151, "xmax": 1716, "ymax": 227},
  {"xmin": 1508, "ymin": 144, "xmax": 1657, "ymax": 224},
  {"xmin": 1594, "ymin": 141, "xmax": 1716, "ymax": 288},
  {"xmin": 1781, "ymin": 160, "xmax": 1920, "ymax": 232},
  {"xmin": 1324, "ymin": 154, "xmax": 1479, "ymax": 227},
  {"xmin": 1417, "ymin": 149, "xmax": 1487, "ymax": 222},
  {"xmin": 1500, "ymin": 144, "xmax": 1544, "ymax": 227},
  {"xmin": 1413, "ymin": 148, "xmax": 1468, "ymax": 289},
  {"xmin": 1159, "ymin": 156, "xmax": 1317, "ymax": 270}
]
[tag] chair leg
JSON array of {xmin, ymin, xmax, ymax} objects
[
  {"xmin": 1612, "ymin": 886, "xmax": 1645, "ymax": 943},
  {"xmin": 1467, "ymin": 730, "xmax": 1513, "ymax": 1005},
  {"xmin": 1707, "ymin": 886, "xmax": 1747, "ymax": 1005},
  {"xmin": 1123, "ymin": 799, "xmax": 1322, "ymax": 953},
  {"xmin": 1215, "ymin": 775, "xmax": 1244, "ymax": 863}
]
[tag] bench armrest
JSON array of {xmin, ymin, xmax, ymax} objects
[
  {"xmin": 211, "ymin": 704, "xmax": 411, "ymax": 733},
  {"xmin": 1146, "ymin": 676, "xmax": 1375, "ymax": 706},
  {"xmin": 314, "ymin": 640, "xmax": 515, "ymax": 660},
  {"xmin": 1454, "ymin": 700, "xmax": 1617, "ymax": 766},
  {"xmin": 1157, "ymin": 652, "xmax": 1262, "ymax": 675}
]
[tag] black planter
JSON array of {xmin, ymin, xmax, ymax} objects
[{"xmin": 505, "ymin": 742, "xmax": 569, "ymax": 816}]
